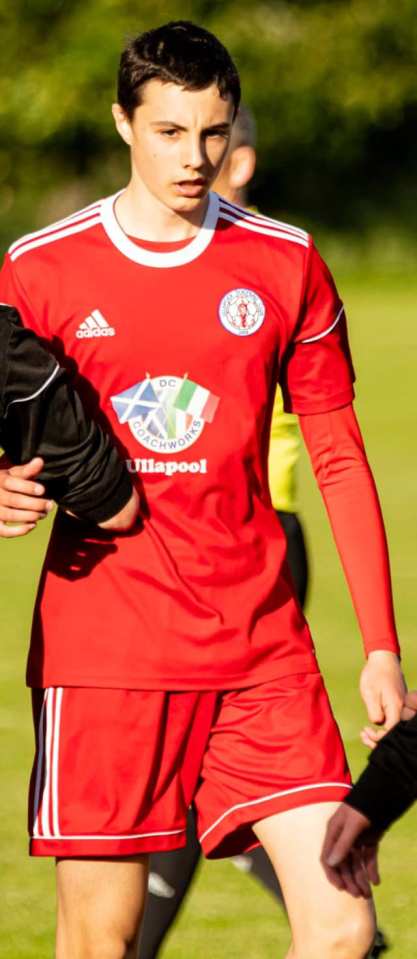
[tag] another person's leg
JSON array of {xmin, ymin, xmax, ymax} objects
[
  {"xmin": 254, "ymin": 803, "xmax": 375, "ymax": 959},
  {"xmin": 56, "ymin": 857, "xmax": 148, "ymax": 959},
  {"xmin": 139, "ymin": 808, "xmax": 201, "ymax": 959},
  {"xmin": 277, "ymin": 510, "xmax": 309, "ymax": 609}
]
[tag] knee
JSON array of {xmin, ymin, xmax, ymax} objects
[
  {"xmin": 295, "ymin": 906, "xmax": 376, "ymax": 959},
  {"xmin": 320, "ymin": 911, "xmax": 376, "ymax": 959},
  {"xmin": 57, "ymin": 916, "xmax": 140, "ymax": 959}
]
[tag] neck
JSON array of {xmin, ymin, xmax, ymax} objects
[{"xmin": 114, "ymin": 177, "xmax": 209, "ymax": 242}]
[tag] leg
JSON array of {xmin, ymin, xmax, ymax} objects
[
  {"xmin": 139, "ymin": 807, "xmax": 201, "ymax": 959},
  {"xmin": 253, "ymin": 802, "xmax": 376, "ymax": 959},
  {"xmin": 56, "ymin": 855, "xmax": 149, "ymax": 959},
  {"xmin": 232, "ymin": 846, "xmax": 284, "ymax": 902},
  {"xmin": 277, "ymin": 510, "xmax": 309, "ymax": 609}
]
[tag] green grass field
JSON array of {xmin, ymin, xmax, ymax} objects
[{"xmin": 1, "ymin": 270, "xmax": 417, "ymax": 957}]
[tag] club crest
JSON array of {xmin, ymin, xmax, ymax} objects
[{"xmin": 219, "ymin": 288, "xmax": 265, "ymax": 337}]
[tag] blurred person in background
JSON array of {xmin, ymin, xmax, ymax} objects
[{"xmin": 0, "ymin": 21, "xmax": 405, "ymax": 959}]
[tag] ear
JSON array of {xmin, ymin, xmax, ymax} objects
[
  {"xmin": 112, "ymin": 103, "xmax": 133, "ymax": 147},
  {"xmin": 228, "ymin": 145, "xmax": 256, "ymax": 191}
]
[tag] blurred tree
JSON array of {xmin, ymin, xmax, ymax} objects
[{"xmin": 0, "ymin": 0, "xmax": 416, "ymax": 251}]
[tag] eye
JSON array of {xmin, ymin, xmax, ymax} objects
[
  {"xmin": 160, "ymin": 129, "xmax": 179, "ymax": 138},
  {"xmin": 205, "ymin": 130, "xmax": 229, "ymax": 140}
]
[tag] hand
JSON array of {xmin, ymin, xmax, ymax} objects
[
  {"xmin": 360, "ymin": 650, "xmax": 406, "ymax": 749},
  {"xmin": 321, "ymin": 804, "xmax": 380, "ymax": 898},
  {"xmin": 0, "ymin": 456, "xmax": 54, "ymax": 538},
  {"xmin": 401, "ymin": 690, "xmax": 417, "ymax": 721},
  {"xmin": 97, "ymin": 486, "xmax": 140, "ymax": 532}
]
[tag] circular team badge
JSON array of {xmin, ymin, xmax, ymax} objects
[
  {"xmin": 120, "ymin": 375, "xmax": 206, "ymax": 453},
  {"xmin": 219, "ymin": 288, "xmax": 265, "ymax": 337}
]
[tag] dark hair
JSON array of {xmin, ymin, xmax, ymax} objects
[{"xmin": 117, "ymin": 20, "xmax": 241, "ymax": 119}]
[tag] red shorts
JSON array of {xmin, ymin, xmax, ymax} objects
[{"xmin": 29, "ymin": 673, "xmax": 351, "ymax": 859}]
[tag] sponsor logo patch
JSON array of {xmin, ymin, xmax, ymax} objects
[
  {"xmin": 219, "ymin": 288, "xmax": 265, "ymax": 337},
  {"xmin": 111, "ymin": 374, "xmax": 219, "ymax": 454}
]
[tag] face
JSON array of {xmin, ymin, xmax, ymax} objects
[{"xmin": 112, "ymin": 79, "xmax": 234, "ymax": 213}]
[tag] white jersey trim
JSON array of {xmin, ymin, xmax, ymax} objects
[
  {"xmin": 10, "ymin": 215, "xmax": 102, "ymax": 262},
  {"xmin": 199, "ymin": 781, "xmax": 352, "ymax": 844},
  {"xmin": 218, "ymin": 197, "xmax": 308, "ymax": 241},
  {"xmin": 5, "ymin": 362, "xmax": 60, "ymax": 416},
  {"xmin": 100, "ymin": 191, "xmax": 219, "ymax": 267},
  {"xmin": 218, "ymin": 209, "xmax": 309, "ymax": 248},
  {"xmin": 8, "ymin": 201, "xmax": 102, "ymax": 256},
  {"xmin": 300, "ymin": 305, "xmax": 345, "ymax": 344}
]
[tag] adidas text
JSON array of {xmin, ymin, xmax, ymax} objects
[
  {"xmin": 126, "ymin": 458, "xmax": 208, "ymax": 477},
  {"xmin": 76, "ymin": 326, "xmax": 115, "ymax": 338}
]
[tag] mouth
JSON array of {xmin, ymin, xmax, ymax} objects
[{"xmin": 174, "ymin": 179, "xmax": 208, "ymax": 198}]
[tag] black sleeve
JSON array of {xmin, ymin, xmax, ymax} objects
[
  {"xmin": 344, "ymin": 713, "xmax": 417, "ymax": 832},
  {"xmin": 0, "ymin": 304, "xmax": 133, "ymax": 523}
]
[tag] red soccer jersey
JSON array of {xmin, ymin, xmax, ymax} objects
[{"xmin": 0, "ymin": 192, "xmax": 354, "ymax": 690}]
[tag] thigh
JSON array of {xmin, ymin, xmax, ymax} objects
[
  {"xmin": 254, "ymin": 802, "xmax": 376, "ymax": 956},
  {"xmin": 196, "ymin": 672, "xmax": 351, "ymax": 858},
  {"xmin": 56, "ymin": 856, "xmax": 148, "ymax": 959}
]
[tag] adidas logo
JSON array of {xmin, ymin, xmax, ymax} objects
[{"xmin": 76, "ymin": 309, "xmax": 115, "ymax": 339}]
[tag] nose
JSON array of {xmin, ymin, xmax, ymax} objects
[{"xmin": 182, "ymin": 134, "xmax": 205, "ymax": 171}]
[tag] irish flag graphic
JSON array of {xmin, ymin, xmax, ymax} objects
[{"xmin": 173, "ymin": 378, "xmax": 219, "ymax": 423}]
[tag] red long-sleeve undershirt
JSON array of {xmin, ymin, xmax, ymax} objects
[{"xmin": 299, "ymin": 404, "xmax": 400, "ymax": 658}]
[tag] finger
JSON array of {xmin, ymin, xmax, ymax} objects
[
  {"xmin": 362, "ymin": 691, "xmax": 385, "ymax": 725},
  {"xmin": 0, "ymin": 490, "xmax": 52, "ymax": 511},
  {"xmin": 0, "ymin": 521, "xmax": 36, "ymax": 538},
  {"xmin": 321, "ymin": 818, "xmax": 343, "ymax": 865},
  {"xmin": 401, "ymin": 704, "xmax": 417, "ymax": 720},
  {"xmin": 360, "ymin": 728, "xmax": 379, "ymax": 750},
  {"xmin": 405, "ymin": 691, "xmax": 417, "ymax": 709},
  {"xmin": 383, "ymin": 699, "xmax": 403, "ymax": 732},
  {"xmin": 2, "ymin": 475, "xmax": 47, "ymax": 498},
  {"xmin": 0, "ymin": 508, "xmax": 48, "ymax": 523},
  {"xmin": 321, "ymin": 858, "xmax": 346, "ymax": 892},
  {"xmin": 338, "ymin": 857, "xmax": 363, "ymax": 898},
  {"xmin": 325, "ymin": 824, "xmax": 360, "ymax": 867},
  {"xmin": 8, "ymin": 457, "xmax": 45, "ymax": 480},
  {"xmin": 351, "ymin": 850, "xmax": 372, "ymax": 899},
  {"xmin": 363, "ymin": 845, "xmax": 380, "ymax": 886}
]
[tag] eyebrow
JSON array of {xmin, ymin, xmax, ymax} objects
[{"xmin": 151, "ymin": 121, "xmax": 232, "ymax": 132}]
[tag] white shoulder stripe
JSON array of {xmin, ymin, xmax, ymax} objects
[
  {"xmin": 218, "ymin": 198, "xmax": 308, "ymax": 240},
  {"xmin": 301, "ymin": 305, "xmax": 344, "ymax": 344},
  {"xmin": 5, "ymin": 362, "xmax": 60, "ymax": 415},
  {"xmin": 9, "ymin": 201, "xmax": 102, "ymax": 256},
  {"xmin": 219, "ymin": 210, "xmax": 309, "ymax": 247},
  {"xmin": 10, "ymin": 215, "xmax": 102, "ymax": 261}
]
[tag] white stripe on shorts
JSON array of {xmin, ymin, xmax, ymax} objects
[{"xmin": 199, "ymin": 781, "xmax": 352, "ymax": 844}]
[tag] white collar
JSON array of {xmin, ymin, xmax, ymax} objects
[{"xmin": 100, "ymin": 190, "xmax": 219, "ymax": 268}]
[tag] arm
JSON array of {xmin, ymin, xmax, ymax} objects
[
  {"xmin": 299, "ymin": 404, "xmax": 405, "ymax": 737},
  {"xmin": 0, "ymin": 306, "xmax": 139, "ymax": 534}
]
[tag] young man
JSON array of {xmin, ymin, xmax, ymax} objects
[
  {"xmin": 0, "ymin": 303, "xmax": 139, "ymax": 533},
  {"xmin": 139, "ymin": 103, "xmax": 307, "ymax": 959},
  {"xmin": 0, "ymin": 21, "xmax": 405, "ymax": 959}
]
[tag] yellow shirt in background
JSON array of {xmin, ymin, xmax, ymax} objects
[{"xmin": 268, "ymin": 386, "xmax": 299, "ymax": 513}]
